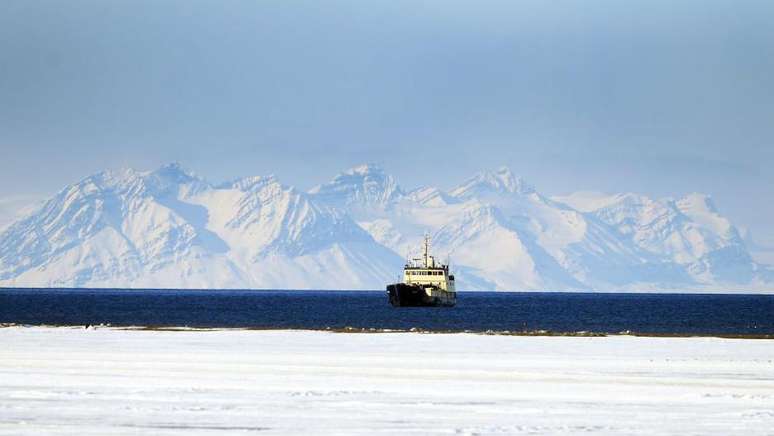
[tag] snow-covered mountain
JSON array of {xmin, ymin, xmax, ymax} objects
[
  {"xmin": 1, "ymin": 163, "xmax": 771, "ymax": 292},
  {"xmin": 0, "ymin": 164, "xmax": 402, "ymax": 289},
  {"xmin": 554, "ymin": 191, "xmax": 772, "ymax": 290},
  {"xmin": 308, "ymin": 164, "xmax": 403, "ymax": 211}
]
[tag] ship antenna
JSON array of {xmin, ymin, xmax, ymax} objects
[{"xmin": 423, "ymin": 233, "xmax": 430, "ymax": 268}]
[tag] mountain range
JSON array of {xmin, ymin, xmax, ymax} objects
[{"xmin": 1, "ymin": 163, "xmax": 772, "ymax": 292}]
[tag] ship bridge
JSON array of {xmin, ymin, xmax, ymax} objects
[{"xmin": 402, "ymin": 236, "xmax": 455, "ymax": 292}]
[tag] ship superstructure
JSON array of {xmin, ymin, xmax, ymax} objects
[{"xmin": 387, "ymin": 236, "xmax": 456, "ymax": 307}]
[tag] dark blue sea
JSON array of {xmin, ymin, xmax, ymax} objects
[{"xmin": 1, "ymin": 289, "xmax": 773, "ymax": 336}]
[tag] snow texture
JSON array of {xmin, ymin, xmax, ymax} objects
[
  {"xmin": 0, "ymin": 327, "xmax": 773, "ymax": 435},
  {"xmin": 0, "ymin": 163, "xmax": 772, "ymax": 291}
]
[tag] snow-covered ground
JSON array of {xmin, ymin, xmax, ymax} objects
[{"xmin": 1, "ymin": 327, "xmax": 773, "ymax": 435}]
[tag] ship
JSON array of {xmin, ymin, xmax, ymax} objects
[{"xmin": 387, "ymin": 235, "xmax": 456, "ymax": 307}]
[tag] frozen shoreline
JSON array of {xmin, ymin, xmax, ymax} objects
[
  {"xmin": 5, "ymin": 323, "xmax": 774, "ymax": 339},
  {"xmin": 2, "ymin": 327, "xmax": 773, "ymax": 435}
]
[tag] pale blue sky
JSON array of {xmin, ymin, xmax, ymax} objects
[{"xmin": 1, "ymin": 0, "xmax": 773, "ymax": 243}]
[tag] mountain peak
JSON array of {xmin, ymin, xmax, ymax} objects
[
  {"xmin": 677, "ymin": 193, "xmax": 717, "ymax": 214},
  {"xmin": 494, "ymin": 166, "xmax": 533, "ymax": 194},
  {"xmin": 149, "ymin": 162, "xmax": 201, "ymax": 183},
  {"xmin": 160, "ymin": 161, "xmax": 184, "ymax": 171},
  {"xmin": 309, "ymin": 164, "xmax": 403, "ymax": 209},
  {"xmin": 451, "ymin": 167, "xmax": 535, "ymax": 198},
  {"xmin": 495, "ymin": 166, "xmax": 514, "ymax": 176},
  {"xmin": 143, "ymin": 163, "xmax": 209, "ymax": 198},
  {"xmin": 344, "ymin": 163, "xmax": 384, "ymax": 176}
]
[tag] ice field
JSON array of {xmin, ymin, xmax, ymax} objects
[{"xmin": 1, "ymin": 327, "xmax": 773, "ymax": 435}]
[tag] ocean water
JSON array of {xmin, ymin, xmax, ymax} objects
[{"xmin": 1, "ymin": 289, "xmax": 773, "ymax": 336}]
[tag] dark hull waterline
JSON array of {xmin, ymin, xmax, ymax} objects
[{"xmin": 387, "ymin": 283, "xmax": 456, "ymax": 307}]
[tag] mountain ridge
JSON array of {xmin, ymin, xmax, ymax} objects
[{"xmin": 1, "ymin": 163, "xmax": 772, "ymax": 292}]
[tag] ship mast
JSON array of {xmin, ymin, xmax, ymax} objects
[{"xmin": 423, "ymin": 234, "xmax": 430, "ymax": 268}]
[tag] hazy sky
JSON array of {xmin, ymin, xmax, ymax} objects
[{"xmin": 1, "ymin": 0, "xmax": 773, "ymax": 243}]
